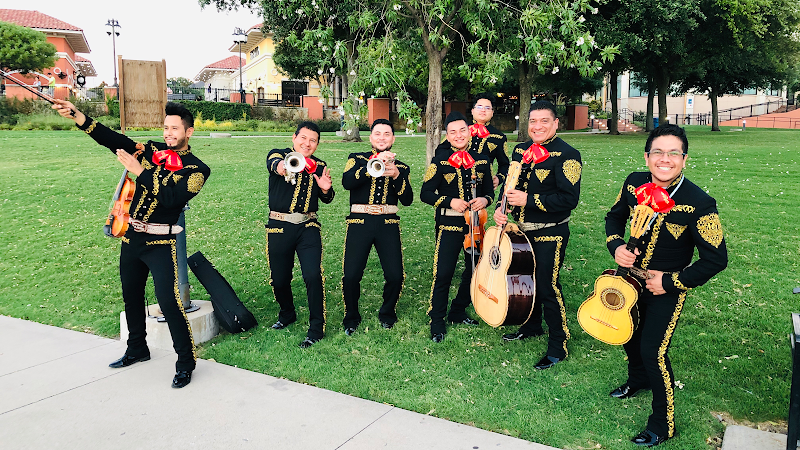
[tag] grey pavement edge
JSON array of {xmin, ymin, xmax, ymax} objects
[{"xmin": 0, "ymin": 315, "xmax": 554, "ymax": 450}]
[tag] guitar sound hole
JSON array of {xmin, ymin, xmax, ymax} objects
[
  {"xmin": 601, "ymin": 288, "xmax": 625, "ymax": 311},
  {"xmin": 490, "ymin": 246, "xmax": 501, "ymax": 269}
]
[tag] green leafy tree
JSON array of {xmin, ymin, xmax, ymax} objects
[
  {"xmin": 0, "ymin": 21, "xmax": 57, "ymax": 73},
  {"xmin": 678, "ymin": 0, "xmax": 800, "ymax": 130},
  {"xmin": 168, "ymin": 77, "xmax": 194, "ymax": 88}
]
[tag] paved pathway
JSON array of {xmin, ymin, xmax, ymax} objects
[{"xmin": 0, "ymin": 315, "xmax": 553, "ymax": 450}]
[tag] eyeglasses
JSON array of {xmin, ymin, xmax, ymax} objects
[
  {"xmin": 648, "ymin": 150, "xmax": 686, "ymax": 158},
  {"xmin": 473, "ymin": 105, "xmax": 493, "ymax": 111}
]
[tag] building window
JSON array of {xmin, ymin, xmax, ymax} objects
[
  {"xmin": 282, "ymin": 81, "xmax": 308, "ymax": 107},
  {"xmin": 629, "ymin": 73, "xmax": 647, "ymax": 97},
  {"xmin": 742, "ymin": 88, "xmax": 757, "ymax": 95},
  {"xmin": 250, "ymin": 47, "xmax": 260, "ymax": 59}
]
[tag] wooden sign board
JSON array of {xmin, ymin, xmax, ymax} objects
[{"xmin": 117, "ymin": 56, "xmax": 167, "ymax": 131}]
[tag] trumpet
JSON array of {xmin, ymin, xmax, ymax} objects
[
  {"xmin": 367, "ymin": 152, "xmax": 396, "ymax": 178},
  {"xmin": 283, "ymin": 152, "xmax": 306, "ymax": 184}
]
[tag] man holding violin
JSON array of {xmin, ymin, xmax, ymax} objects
[
  {"xmin": 266, "ymin": 122, "xmax": 334, "ymax": 348},
  {"xmin": 494, "ymin": 100, "xmax": 581, "ymax": 370},
  {"xmin": 340, "ymin": 119, "xmax": 413, "ymax": 336},
  {"xmin": 52, "ymin": 99, "xmax": 210, "ymax": 389},
  {"xmin": 421, "ymin": 111, "xmax": 494, "ymax": 343}
]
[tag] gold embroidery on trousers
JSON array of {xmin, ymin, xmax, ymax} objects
[
  {"xmin": 385, "ymin": 218, "xmax": 400, "ymax": 225},
  {"xmin": 439, "ymin": 225, "xmax": 464, "ymax": 232},
  {"xmin": 266, "ymin": 228, "xmax": 284, "ymax": 233},
  {"xmin": 533, "ymin": 235, "xmax": 569, "ymax": 355},
  {"xmin": 305, "ymin": 221, "xmax": 321, "ymax": 229},
  {"xmin": 659, "ymin": 291, "xmax": 686, "ymax": 438},
  {"xmin": 346, "ymin": 218, "xmax": 365, "ymax": 225},
  {"xmin": 146, "ymin": 239, "xmax": 176, "ymax": 245},
  {"xmin": 170, "ymin": 242, "xmax": 196, "ymax": 361},
  {"xmin": 697, "ymin": 213, "xmax": 724, "ymax": 248}
]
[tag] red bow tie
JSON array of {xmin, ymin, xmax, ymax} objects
[
  {"xmin": 635, "ymin": 183, "xmax": 675, "ymax": 213},
  {"xmin": 152, "ymin": 149, "xmax": 183, "ymax": 171},
  {"xmin": 469, "ymin": 124, "xmax": 490, "ymax": 139},
  {"xmin": 522, "ymin": 143, "xmax": 550, "ymax": 164},
  {"xmin": 448, "ymin": 150, "xmax": 475, "ymax": 169},
  {"xmin": 304, "ymin": 157, "xmax": 317, "ymax": 174}
]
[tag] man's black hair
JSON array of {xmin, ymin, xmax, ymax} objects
[
  {"xmin": 444, "ymin": 111, "xmax": 468, "ymax": 130},
  {"xmin": 645, "ymin": 123, "xmax": 689, "ymax": 155},
  {"xmin": 295, "ymin": 121, "xmax": 321, "ymax": 139},
  {"xmin": 471, "ymin": 93, "xmax": 494, "ymax": 109},
  {"xmin": 530, "ymin": 100, "xmax": 557, "ymax": 119},
  {"xmin": 165, "ymin": 102, "xmax": 194, "ymax": 129},
  {"xmin": 370, "ymin": 118, "xmax": 394, "ymax": 133}
]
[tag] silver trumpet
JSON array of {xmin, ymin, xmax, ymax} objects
[
  {"xmin": 283, "ymin": 152, "xmax": 306, "ymax": 184},
  {"xmin": 367, "ymin": 156, "xmax": 395, "ymax": 178}
]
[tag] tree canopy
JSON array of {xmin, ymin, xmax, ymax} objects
[{"xmin": 0, "ymin": 21, "xmax": 57, "ymax": 74}]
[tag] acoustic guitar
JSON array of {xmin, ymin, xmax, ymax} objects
[
  {"xmin": 471, "ymin": 161, "xmax": 536, "ymax": 327},
  {"xmin": 577, "ymin": 204, "xmax": 655, "ymax": 345}
]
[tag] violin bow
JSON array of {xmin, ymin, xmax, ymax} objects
[{"xmin": 0, "ymin": 69, "xmax": 76, "ymax": 117}]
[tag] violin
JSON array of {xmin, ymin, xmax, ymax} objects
[
  {"xmin": 463, "ymin": 175, "xmax": 487, "ymax": 252},
  {"xmin": 104, "ymin": 169, "xmax": 135, "ymax": 238}
]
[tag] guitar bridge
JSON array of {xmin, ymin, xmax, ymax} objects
[
  {"xmin": 590, "ymin": 315, "xmax": 619, "ymax": 330},
  {"xmin": 478, "ymin": 285, "xmax": 499, "ymax": 304}
]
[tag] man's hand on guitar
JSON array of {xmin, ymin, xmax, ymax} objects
[
  {"xmin": 506, "ymin": 189, "xmax": 527, "ymax": 207},
  {"xmin": 493, "ymin": 208, "xmax": 508, "ymax": 226},
  {"xmin": 116, "ymin": 150, "xmax": 144, "ymax": 176},
  {"xmin": 614, "ymin": 245, "xmax": 640, "ymax": 268},
  {"xmin": 645, "ymin": 270, "xmax": 666, "ymax": 295},
  {"xmin": 51, "ymin": 99, "xmax": 85, "ymax": 126}
]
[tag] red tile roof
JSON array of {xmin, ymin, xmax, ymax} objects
[
  {"xmin": 0, "ymin": 9, "xmax": 83, "ymax": 31},
  {"xmin": 204, "ymin": 56, "xmax": 246, "ymax": 70}
]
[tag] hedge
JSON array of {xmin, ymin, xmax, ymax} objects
[{"xmin": 177, "ymin": 100, "xmax": 251, "ymax": 121}]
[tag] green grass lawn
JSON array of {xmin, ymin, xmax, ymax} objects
[{"xmin": 1, "ymin": 126, "xmax": 798, "ymax": 449}]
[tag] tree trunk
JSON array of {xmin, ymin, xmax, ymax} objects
[
  {"xmin": 517, "ymin": 63, "xmax": 537, "ymax": 142},
  {"xmin": 709, "ymin": 87, "xmax": 720, "ymax": 131},
  {"xmin": 342, "ymin": 42, "xmax": 361, "ymax": 142},
  {"xmin": 654, "ymin": 68, "xmax": 670, "ymax": 126},
  {"xmin": 424, "ymin": 50, "xmax": 445, "ymax": 164},
  {"xmin": 608, "ymin": 70, "xmax": 619, "ymax": 135},
  {"xmin": 646, "ymin": 76, "xmax": 655, "ymax": 131}
]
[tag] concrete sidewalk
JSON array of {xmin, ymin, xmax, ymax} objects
[{"xmin": 0, "ymin": 315, "xmax": 553, "ymax": 450}]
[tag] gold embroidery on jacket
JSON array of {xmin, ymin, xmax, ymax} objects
[
  {"xmin": 423, "ymin": 164, "xmax": 437, "ymax": 182},
  {"xmin": 84, "ymin": 121, "xmax": 97, "ymax": 134},
  {"xmin": 606, "ymin": 234, "xmax": 622, "ymax": 243},
  {"xmin": 535, "ymin": 169, "xmax": 550, "ymax": 183},
  {"xmin": 344, "ymin": 158, "xmax": 356, "ymax": 172},
  {"xmin": 627, "ymin": 185, "xmax": 636, "ymax": 195},
  {"xmin": 665, "ymin": 223, "xmax": 687, "ymax": 240},
  {"xmin": 672, "ymin": 272, "xmax": 689, "ymax": 291},
  {"xmin": 444, "ymin": 173, "xmax": 455, "ymax": 184},
  {"xmin": 563, "ymin": 160, "xmax": 581, "ymax": 185},
  {"xmin": 672, "ymin": 204, "xmax": 696, "ymax": 213},
  {"xmin": 697, "ymin": 213, "xmax": 724, "ymax": 248},
  {"xmin": 534, "ymin": 193, "xmax": 546, "ymax": 212},
  {"xmin": 187, "ymin": 173, "xmax": 205, "ymax": 193}
]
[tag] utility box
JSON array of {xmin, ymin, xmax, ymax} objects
[{"xmin": 566, "ymin": 104, "xmax": 589, "ymax": 130}]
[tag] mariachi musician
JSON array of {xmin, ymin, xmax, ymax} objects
[
  {"xmin": 469, "ymin": 93, "xmax": 510, "ymax": 189},
  {"xmin": 265, "ymin": 122, "xmax": 334, "ymax": 348},
  {"xmin": 605, "ymin": 124, "xmax": 727, "ymax": 447},
  {"xmin": 421, "ymin": 111, "xmax": 494, "ymax": 343},
  {"xmin": 340, "ymin": 119, "xmax": 413, "ymax": 335},
  {"xmin": 52, "ymin": 99, "xmax": 209, "ymax": 389},
  {"xmin": 493, "ymin": 100, "xmax": 581, "ymax": 370}
]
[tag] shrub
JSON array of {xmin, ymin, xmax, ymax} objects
[
  {"xmin": 177, "ymin": 101, "xmax": 251, "ymax": 121},
  {"xmin": 251, "ymin": 106, "xmax": 275, "ymax": 121}
]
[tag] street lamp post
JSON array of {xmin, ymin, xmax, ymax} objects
[
  {"xmin": 105, "ymin": 19, "xmax": 121, "ymax": 87},
  {"xmin": 232, "ymin": 27, "xmax": 247, "ymax": 104}
]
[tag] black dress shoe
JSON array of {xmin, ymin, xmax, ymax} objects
[
  {"xmin": 449, "ymin": 317, "xmax": 479, "ymax": 325},
  {"xmin": 534, "ymin": 355, "xmax": 562, "ymax": 370},
  {"xmin": 501, "ymin": 330, "xmax": 544, "ymax": 341},
  {"xmin": 171, "ymin": 370, "xmax": 192, "ymax": 389},
  {"xmin": 344, "ymin": 327, "xmax": 356, "ymax": 336},
  {"xmin": 271, "ymin": 319, "xmax": 295, "ymax": 330},
  {"xmin": 431, "ymin": 333, "xmax": 445, "ymax": 343},
  {"xmin": 610, "ymin": 383, "xmax": 650, "ymax": 399},
  {"xmin": 631, "ymin": 429, "xmax": 669, "ymax": 447},
  {"xmin": 380, "ymin": 321, "xmax": 394, "ymax": 329},
  {"xmin": 299, "ymin": 337, "xmax": 320, "ymax": 348},
  {"xmin": 109, "ymin": 354, "xmax": 150, "ymax": 369}
]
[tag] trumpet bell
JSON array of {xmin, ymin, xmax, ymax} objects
[
  {"xmin": 367, "ymin": 158, "xmax": 386, "ymax": 178},
  {"xmin": 284, "ymin": 152, "xmax": 306, "ymax": 173}
]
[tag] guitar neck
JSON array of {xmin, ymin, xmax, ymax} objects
[{"xmin": 615, "ymin": 236, "xmax": 641, "ymax": 278}]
